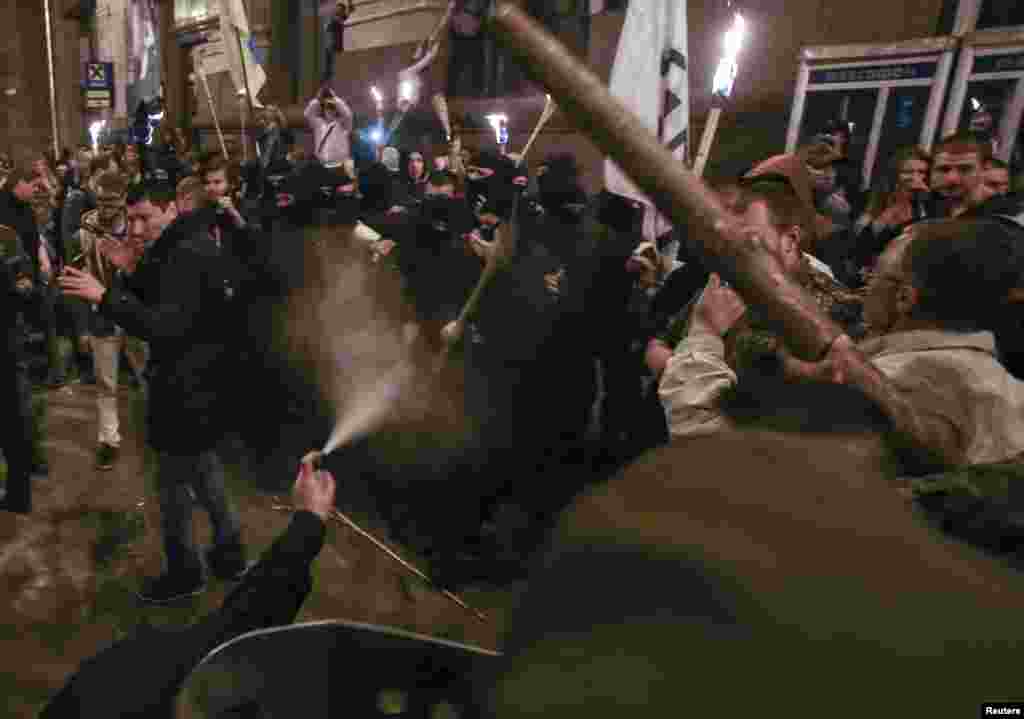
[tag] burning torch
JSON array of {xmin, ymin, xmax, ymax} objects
[
  {"xmin": 369, "ymin": 85, "xmax": 386, "ymax": 156},
  {"xmin": 486, "ymin": 113, "xmax": 510, "ymax": 154},
  {"xmin": 89, "ymin": 119, "xmax": 107, "ymax": 155},
  {"xmin": 693, "ymin": 11, "xmax": 745, "ymax": 177},
  {"xmin": 388, "ymin": 74, "xmax": 422, "ymax": 138}
]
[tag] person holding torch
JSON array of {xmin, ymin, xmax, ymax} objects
[
  {"xmin": 305, "ymin": 85, "xmax": 354, "ymax": 177},
  {"xmin": 486, "ymin": 113, "xmax": 510, "ymax": 156}
]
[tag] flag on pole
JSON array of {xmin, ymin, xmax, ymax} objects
[
  {"xmin": 604, "ymin": 0, "xmax": 689, "ymax": 248},
  {"xmin": 193, "ymin": 30, "xmax": 230, "ymax": 77},
  {"xmin": 218, "ymin": 0, "xmax": 266, "ymax": 106}
]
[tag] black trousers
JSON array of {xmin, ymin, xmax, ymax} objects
[{"xmin": 1, "ymin": 361, "xmax": 34, "ymax": 506}]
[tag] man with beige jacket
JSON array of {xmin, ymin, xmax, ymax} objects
[
  {"xmin": 659, "ymin": 210, "xmax": 1024, "ymax": 472},
  {"xmin": 78, "ymin": 171, "xmax": 147, "ymax": 470}
]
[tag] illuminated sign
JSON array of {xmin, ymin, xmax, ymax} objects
[
  {"xmin": 809, "ymin": 62, "xmax": 937, "ymax": 85},
  {"xmin": 83, "ymin": 62, "xmax": 113, "ymax": 109}
]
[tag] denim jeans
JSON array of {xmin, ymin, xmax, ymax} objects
[
  {"xmin": 92, "ymin": 335, "xmax": 122, "ymax": 447},
  {"xmin": 155, "ymin": 450, "xmax": 242, "ymax": 577}
]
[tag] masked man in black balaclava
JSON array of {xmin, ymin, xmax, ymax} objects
[{"xmin": 397, "ymin": 171, "xmax": 476, "ymax": 349}]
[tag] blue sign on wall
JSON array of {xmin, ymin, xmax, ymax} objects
[
  {"xmin": 810, "ymin": 62, "xmax": 938, "ymax": 85},
  {"xmin": 85, "ymin": 62, "xmax": 114, "ymax": 90},
  {"xmin": 84, "ymin": 62, "xmax": 114, "ymax": 109}
]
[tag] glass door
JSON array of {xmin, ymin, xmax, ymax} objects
[
  {"xmin": 801, "ymin": 88, "xmax": 879, "ymax": 189},
  {"xmin": 787, "ymin": 39, "xmax": 957, "ymax": 191},
  {"xmin": 872, "ymin": 85, "xmax": 934, "ymax": 186}
]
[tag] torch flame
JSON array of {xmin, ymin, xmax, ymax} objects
[
  {"xmin": 89, "ymin": 120, "xmax": 106, "ymax": 154},
  {"xmin": 712, "ymin": 12, "xmax": 745, "ymax": 98},
  {"xmin": 485, "ymin": 113, "xmax": 508, "ymax": 145},
  {"xmin": 399, "ymin": 80, "xmax": 416, "ymax": 103}
]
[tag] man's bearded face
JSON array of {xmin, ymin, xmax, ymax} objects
[{"xmin": 739, "ymin": 200, "xmax": 804, "ymax": 278}]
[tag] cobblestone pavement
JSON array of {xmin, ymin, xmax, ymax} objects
[{"xmin": 0, "ymin": 383, "xmax": 510, "ymax": 718}]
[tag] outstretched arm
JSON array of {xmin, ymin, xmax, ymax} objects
[
  {"xmin": 38, "ymin": 466, "xmax": 337, "ymax": 719},
  {"xmin": 304, "ymin": 96, "xmax": 323, "ymax": 126}
]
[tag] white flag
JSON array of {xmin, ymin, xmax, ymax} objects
[
  {"xmin": 604, "ymin": 0, "xmax": 689, "ymax": 246},
  {"xmin": 218, "ymin": 0, "xmax": 266, "ymax": 106},
  {"xmin": 194, "ymin": 30, "xmax": 230, "ymax": 77}
]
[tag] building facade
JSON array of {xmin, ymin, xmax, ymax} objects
[{"xmin": 1, "ymin": 0, "xmax": 1021, "ymax": 186}]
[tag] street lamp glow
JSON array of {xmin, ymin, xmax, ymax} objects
[
  {"xmin": 485, "ymin": 113, "xmax": 508, "ymax": 145},
  {"xmin": 712, "ymin": 12, "xmax": 745, "ymax": 98}
]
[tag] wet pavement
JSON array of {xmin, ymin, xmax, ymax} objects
[{"xmin": 0, "ymin": 382, "xmax": 511, "ymax": 718}]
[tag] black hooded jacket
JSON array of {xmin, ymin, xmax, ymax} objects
[
  {"xmin": 0, "ymin": 189, "xmax": 40, "ymax": 278},
  {"xmin": 99, "ymin": 207, "xmax": 274, "ymax": 455}
]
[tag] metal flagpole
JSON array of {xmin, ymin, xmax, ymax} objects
[
  {"xmin": 197, "ymin": 68, "xmax": 229, "ymax": 160},
  {"xmin": 43, "ymin": 0, "xmax": 60, "ymax": 159},
  {"xmin": 234, "ymin": 21, "xmax": 260, "ymax": 159},
  {"xmin": 232, "ymin": 0, "xmax": 260, "ymax": 159},
  {"xmin": 239, "ymin": 91, "xmax": 248, "ymax": 162}
]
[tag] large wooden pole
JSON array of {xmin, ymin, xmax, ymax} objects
[
  {"xmin": 42, "ymin": 0, "xmax": 60, "ymax": 158},
  {"xmin": 489, "ymin": 2, "xmax": 841, "ymax": 362},
  {"xmin": 488, "ymin": 3, "xmax": 963, "ymax": 469}
]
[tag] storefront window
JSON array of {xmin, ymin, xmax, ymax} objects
[{"xmin": 174, "ymin": 0, "xmax": 214, "ymax": 29}]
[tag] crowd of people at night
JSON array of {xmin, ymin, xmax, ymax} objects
[{"xmin": 2, "ymin": 72, "xmax": 1024, "ymax": 715}]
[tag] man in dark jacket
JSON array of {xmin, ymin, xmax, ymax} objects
[
  {"xmin": 59, "ymin": 175, "xmax": 271, "ymax": 603},
  {"xmin": 0, "ymin": 168, "xmax": 46, "ymax": 513},
  {"xmin": 0, "ymin": 168, "xmax": 44, "ymax": 275},
  {"xmin": 0, "ymin": 254, "xmax": 41, "ymax": 513},
  {"xmin": 39, "ymin": 464, "xmax": 336, "ymax": 718}
]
